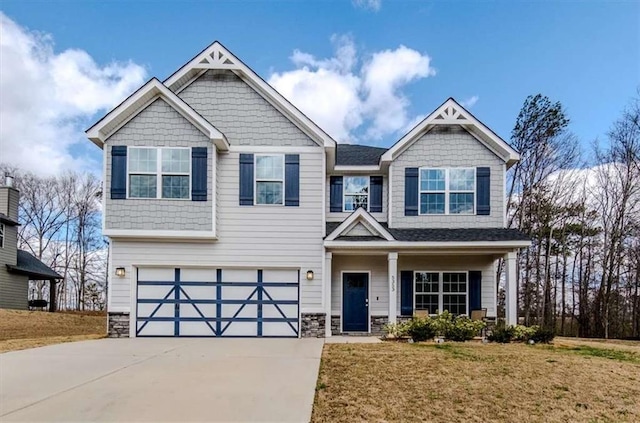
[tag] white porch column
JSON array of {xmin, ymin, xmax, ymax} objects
[
  {"xmin": 324, "ymin": 252, "xmax": 333, "ymax": 337},
  {"xmin": 388, "ymin": 252, "xmax": 398, "ymax": 324},
  {"xmin": 505, "ymin": 251, "xmax": 518, "ymax": 326}
]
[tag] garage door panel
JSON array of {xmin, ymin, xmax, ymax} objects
[{"xmin": 136, "ymin": 267, "xmax": 299, "ymax": 338}]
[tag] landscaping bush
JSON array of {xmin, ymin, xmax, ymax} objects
[
  {"xmin": 488, "ymin": 324, "xmax": 514, "ymax": 343},
  {"xmin": 513, "ymin": 325, "xmax": 538, "ymax": 342},
  {"xmin": 531, "ymin": 326, "xmax": 555, "ymax": 343},
  {"xmin": 446, "ymin": 315, "xmax": 486, "ymax": 341},
  {"xmin": 407, "ymin": 316, "xmax": 436, "ymax": 342},
  {"xmin": 431, "ymin": 310, "xmax": 455, "ymax": 337},
  {"xmin": 382, "ymin": 321, "xmax": 410, "ymax": 339}
]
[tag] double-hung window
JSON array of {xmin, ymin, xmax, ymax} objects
[
  {"xmin": 128, "ymin": 147, "xmax": 190, "ymax": 199},
  {"xmin": 419, "ymin": 168, "xmax": 474, "ymax": 214},
  {"xmin": 255, "ymin": 154, "xmax": 284, "ymax": 205},
  {"xmin": 343, "ymin": 176, "xmax": 369, "ymax": 212},
  {"xmin": 0, "ymin": 223, "xmax": 4, "ymax": 248},
  {"xmin": 414, "ymin": 271, "xmax": 468, "ymax": 315}
]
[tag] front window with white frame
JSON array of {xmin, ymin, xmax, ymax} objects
[
  {"xmin": 343, "ymin": 176, "xmax": 369, "ymax": 212},
  {"xmin": 255, "ymin": 154, "xmax": 284, "ymax": 205},
  {"xmin": 414, "ymin": 271, "xmax": 468, "ymax": 315},
  {"xmin": 419, "ymin": 168, "xmax": 475, "ymax": 214},
  {"xmin": 128, "ymin": 147, "xmax": 190, "ymax": 199}
]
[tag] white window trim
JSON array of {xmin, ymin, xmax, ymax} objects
[
  {"xmin": 254, "ymin": 153, "xmax": 285, "ymax": 206},
  {"xmin": 418, "ymin": 167, "xmax": 475, "ymax": 215},
  {"xmin": 127, "ymin": 147, "xmax": 192, "ymax": 200},
  {"xmin": 413, "ymin": 270, "xmax": 469, "ymax": 316},
  {"xmin": 343, "ymin": 176, "xmax": 370, "ymax": 212},
  {"xmin": 0, "ymin": 223, "xmax": 4, "ymax": 248}
]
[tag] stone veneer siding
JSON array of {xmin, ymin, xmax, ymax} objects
[
  {"xmin": 330, "ymin": 315, "xmax": 389, "ymax": 336},
  {"xmin": 301, "ymin": 313, "xmax": 326, "ymax": 337},
  {"xmin": 108, "ymin": 312, "xmax": 130, "ymax": 338}
]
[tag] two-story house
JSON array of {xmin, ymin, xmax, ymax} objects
[{"xmin": 86, "ymin": 42, "xmax": 529, "ymax": 338}]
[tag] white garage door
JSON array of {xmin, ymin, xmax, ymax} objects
[{"xmin": 136, "ymin": 267, "xmax": 299, "ymax": 337}]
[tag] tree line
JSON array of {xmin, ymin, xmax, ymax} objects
[
  {"xmin": 504, "ymin": 93, "xmax": 640, "ymax": 339},
  {"xmin": 0, "ymin": 167, "xmax": 106, "ymax": 311}
]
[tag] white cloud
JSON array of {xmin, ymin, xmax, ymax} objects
[
  {"xmin": 461, "ymin": 95, "xmax": 479, "ymax": 108},
  {"xmin": 352, "ymin": 0, "xmax": 382, "ymax": 12},
  {"xmin": 0, "ymin": 13, "xmax": 146, "ymax": 176},
  {"xmin": 269, "ymin": 36, "xmax": 435, "ymax": 143}
]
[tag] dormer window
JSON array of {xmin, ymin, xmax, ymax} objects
[
  {"xmin": 343, "ymin": 176, "xmax": 369, "ymax": 212},
  {"xmin": 419, "ymin": 168, "xmax": 475, "ymax": 215}
]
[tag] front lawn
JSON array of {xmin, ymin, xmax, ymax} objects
[
  {"xmin": 312, "ymin": 340, "xmax": 640, "ymax": 422},
  {"xmin": 0, "ymin": 309, "xmax": 106, "ymax": 353}
]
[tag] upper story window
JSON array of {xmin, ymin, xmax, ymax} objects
[
  {"xmin": 128, "ymin": 147, "xmax": 190, "ymax": 199},
  {"xmin": 419, "ymin": 168, "xmax": 475, "ymax": 215},
  {"xmin": 255, "ymin": 154, "xmax": 284, "ymax": 205},
  {"xmin": 0, "ymin": 223, "xmax": 4, "ymax": 248},
  {"xmin": 343, "ymin": 176, "xmax": 369, "ymax": 212}
]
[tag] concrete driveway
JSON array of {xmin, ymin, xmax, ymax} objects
[{"xmin": 0, "ymin": 338, "xmax": 324, "ymax": 422}]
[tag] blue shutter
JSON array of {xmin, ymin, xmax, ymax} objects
[
  {"xmin": 370, "ymin": 176, "xmax": 383, "ymax": 213},
  {"xmin": 404, "ymin": 168, "xmax": 418, "ymax": 216},
  {"xmin": 469, "ymin": 270, "xmax": 482, "ymax": 312},
  {"xmin": 239, "ymin": 154, "xmax": 254, "ymax": 206},
  {"xmin": 476, "ymin": 167, "xmax": 490, "ymax": 215},
  {"xmin": 191, "ymin": 147, "xmax": 207, "ymax": 201},
  {"xmin": 400, "ymin": 270, "xmax": 414, "ymax": 316},
  {"xmin": 110, "ymin": 145, "xmax": 127, "ymax": 200},
  {"xmin": 329, "ymin": 176, "xmax": 343, "ymax": 212},
  {"xmin": 284, "ymin": 154, "xmax": 299, "ymax": 206}
]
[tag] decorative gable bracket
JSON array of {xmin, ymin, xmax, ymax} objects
[{"xmin": 325, "ymin": 208, "xmax": 395, "ymax": 242}]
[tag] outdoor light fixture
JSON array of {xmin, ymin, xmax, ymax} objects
[
  {"xmin": 306, "ymin": 270, "xmax": 314, "ymax": 280},
  {"xmin": 115, "ymin": 267, "xmax": 126, "ymax": 277}
]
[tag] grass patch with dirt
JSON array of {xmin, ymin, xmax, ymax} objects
[
  {"xmin": 0, "ymin": 309, "xmax": 106, "ymax": 353},
  {"xmin": 312, "ymin": 340, "xmax": 640, "ymax": 423}
]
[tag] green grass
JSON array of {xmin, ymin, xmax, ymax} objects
[{"xmin": 565, "ymin": 346, "xmax": 640, "ymax": 363}]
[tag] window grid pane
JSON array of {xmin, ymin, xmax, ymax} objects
[
  {"xmin": 420, "ymin": 169, "xmax": 445, "ymax": 191},
  {"xmin": 162, "ymin": 175, "xmax": 189, "ymax": 199},
  {"xmin": 161, "ymin": 149, "xmax": 190, "ymax": 173},
  {"xmin": 416, "ymin": 294, "xmax": 439, "ymax": 314},
  {"xmin": 129, "ymin": 148, "xmax": 157, "ymax": 173},
  {"xmin": 449, "ymin": 168, "xmax": 475, "ymax": 191},
  {"xmin": 450, "ymin": 193, "xmax": 474, "ymax": 214},
  {"xmin": 256, "ymin": 181, "xmax": 283, "ymax": 205},
  {"xmin": 420, "ymin": 193, "xmax": 445, "ymax": 214},
  {"xmin": 256, "ymin": 155, "xmax": 284, "ymax": 180},
  {"xmin": 129, "ymin": 175, "xmax": 157, "ymax": 198},
  {"xmin": 443, "ymin": 294, "xmax": 466, "ymax": 315}
]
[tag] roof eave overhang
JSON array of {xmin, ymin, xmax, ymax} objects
[
  {"xmin": 324, "ymin": 240, "xmax": 532, "ymax": 250},
  {"xmin": 86, "ymin": 78, "xmax": 229, "ymax": 152},
  {"xmin": 6, "ymin": 265, "xmax": 62, "ymax": 280}
]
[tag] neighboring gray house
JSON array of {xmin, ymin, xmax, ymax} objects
[
  {"xmin": 86, "ymin": 42, "xmax": 529, "ymax": 338},
  {"xmin": 0, "ymin": 179, "xmax": 62, "ymax": 311}
]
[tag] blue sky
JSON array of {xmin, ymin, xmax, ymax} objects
[{"xmin": 0, "ymin": 0, "xmax": 638, "ymax": 174}]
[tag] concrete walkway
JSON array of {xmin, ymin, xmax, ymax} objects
[
  {"xmin": 0, "ymin": 338, "xmax": 323, "ymax": 422},
  {"xmin": 325, "ymin": 336, "xmax": 382, "ymax": 344}
]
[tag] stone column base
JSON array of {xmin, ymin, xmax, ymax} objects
[
  {"xmin": 330, "ymin": 315, "xmax": 389, "ymax": 336},
  {"xmin": 108, "ymin": 312, "xmax": 130, "ymax": 338},
  {"xmin": 300, "ymin": 313, "xmax": 326, "ymax": 337}
]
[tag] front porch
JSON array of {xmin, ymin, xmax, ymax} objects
[{"xmin": 324, "ymin": 250, "xmax": 520, "ymax": 337}]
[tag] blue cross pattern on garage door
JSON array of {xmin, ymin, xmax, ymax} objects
[{"xmin": 136, "ymin": 267, "xmax": 299, "ymax": 337}]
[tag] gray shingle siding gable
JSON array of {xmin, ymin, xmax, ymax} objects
[
  {"xmin": 104, "ymin": 98, "xmax": 213, "ymax": 231},
  {"xmin": 391, "ymin": 125, "xmax": 505, "ymax": 228},
  {"xmin": 178, "ymin": 70, "xmax": 317, "ymax": 147}
]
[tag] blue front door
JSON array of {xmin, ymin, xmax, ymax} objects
[{"xmin": 343, "ymin": 273, "xmax": 369, "ymax": 332}]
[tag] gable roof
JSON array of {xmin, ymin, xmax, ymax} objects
[
  {"xmin": 7, "ymin": 250, "xmax": 63, "ymax": 280},
  {"xmin": 86, "ymin": 78, "xmax": 229, "ymax": 151},
  {"xmin": 164, "ymin": 41, "xmax": 337, "ymax": 149},
  {"xmin": 336, "ymin": 144, "xmax": 387, "ymax": 166},
  {"xmin": 381, "ymin": 98, "xmax": 520, "ymax": 168},
  {"xmin": 324, "ymin": 208, "xmax": 395, "ymax": 241}
]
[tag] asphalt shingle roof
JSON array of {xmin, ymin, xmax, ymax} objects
[
  {"xmin": 326, "ymin": 222, "xmax": 529, "ymax": 242},
  {"xmin": 6, "ymin": 250, "xmax": 63, "ymax": 280},
  {"xmin": 335, "ymin": 144, "xmax": 387, "ymax": 166}
]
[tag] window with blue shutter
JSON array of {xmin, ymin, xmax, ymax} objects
[
  {"xmin": 476, "ymin": 167, "xmax": 490, "ymax": 215},
  {"xmin": 469, "ymin": 270, "xmax": 482, "ymax": 311},
  {"xmin": 329, "ymin": 176, "xmax": 343, "ymax": 212},
  {"xmin": 110, "ymin": 145, "xmax": 127, "ymax": 200},
  {"xmin": 284, "ymin": 154, "xmax": 299, "ymax": 206},
  {"xmin": 404, "ymin": 168, "xmax": 418, "ymax": 216},
  {"xmin": 370, "ymin": 176, "xmax": 383, "ymax": 213},
  {"xmin": 191, "ymin": 147, "xmax": 207, "ymax": 201},
  {"xmin": 239, "ymin": 154, "xmax": 254, "ymax": 205},
  {"xmin": 400, "ymin": 270, "xmax": 414, "ymax": 316}
]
